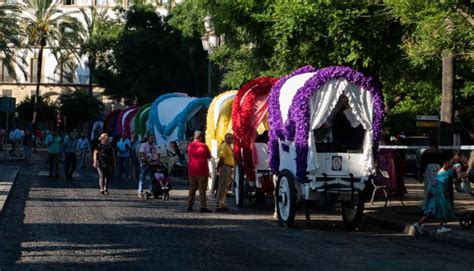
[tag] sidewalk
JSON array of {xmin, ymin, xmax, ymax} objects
[
  {"xmin": 365, "ymin": 177, "xmax": 474, "ymax": 249},
  {"xmin": 0, "ymin": 166, "xmax": 20, "ymax": 216}
]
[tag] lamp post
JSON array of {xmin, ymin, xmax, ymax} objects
[{"xmin": 201, "ymin": 15, "xmax": 220, "ymax": 97}]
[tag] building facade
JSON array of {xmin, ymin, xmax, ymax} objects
[{"xmin": 0, "ymin": 0, "xmax": 178, "ymax": 106}]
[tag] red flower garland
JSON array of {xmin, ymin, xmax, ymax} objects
[
  {"xmin": 232, "ymin": 77, "xmax": 278, "ymax": 182},
  {"xmin": 123, "ymin": 106, "xmax": 139, "ymax": 138}
]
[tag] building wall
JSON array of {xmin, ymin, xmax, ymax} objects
[{"xmin": 0, "ymin": 0, "xmax": 178, "ymax": 106}]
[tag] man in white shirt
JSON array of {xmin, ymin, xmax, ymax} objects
[{"xmin": 76, "ymin": 133, "xmax": 91, "ymax": 169}]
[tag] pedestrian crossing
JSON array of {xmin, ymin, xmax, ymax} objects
[{"xmin": 38, "ymin": 171, "xmax": 81, "ymax": 178}]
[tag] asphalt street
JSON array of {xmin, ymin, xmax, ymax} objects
[{"xmin": 0, "ymin": 159, "xmax": 473, "ymax": 271}]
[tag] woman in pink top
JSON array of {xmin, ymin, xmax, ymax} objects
[{"xmin": 187, "ymin": 131, "xmax": 212, "ymax": 213}]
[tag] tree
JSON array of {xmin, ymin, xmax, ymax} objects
[
  {"xmin": 385, "ymin": 1, "xmax": 474, "ymax": 143},
  {"xmin": 95, "ymin": 3, "xmax": 209, "ymax": 103},
  {"xmin": 0, "ymin": 4, "xmax": 27, "ymax": 81},
  {"xmin": 18, "ymin": 0, "xmax": 83, "ymax": 126},
  {"xmin": 79, "ymin": 6, "xmax": 122, "ymax": 96},
  {"xmin": 58, "ymin": 90, "xmax": 103, "ymax": 131},
  {"xmin": 16, "ymin": 95, "xmax": 56, "ymax": 125}
]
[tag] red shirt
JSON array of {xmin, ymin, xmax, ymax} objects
[{"xmin": 187, "ymin": 140, "xmax": 211, "ymax": 177}]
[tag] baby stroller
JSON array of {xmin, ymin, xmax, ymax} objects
[
  {"xmin": 148, "ymin": 162, "xmax": 172, "ymax": 200},
  {"xmin": 459, "ymin": 172, "xmax": 474, "ymax": 230}
]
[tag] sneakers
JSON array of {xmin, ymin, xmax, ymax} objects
[
  {"xmin": 200, "ymin": 208, "xmax": 213, "ymax": 213},
  {"xmin": 187, "ymin": 207, "xmax": 193, "ymax": 212},
  {"xmin": 413, "ymin": 223, "xmax": 424, "ymax": 234},
  {"xmin": 137, "ymin": 193, "xmax": 144, "ymax": 199},
  {"xmin": 215, "ymin": 207, "xmax": 230, "ymax": 212},
  {"xmin": 436, "ymin": 227, "xmax": 451, "ymax": 234},
  {"xmin": 104, "ymin": 190, "xmax": 109, "ymax": 195}
]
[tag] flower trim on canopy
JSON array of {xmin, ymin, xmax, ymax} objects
[
  {"xmin": 123, "ymin": 107, "xmax": 140, "ymax": 137},
  {"xmin": 135, "ymin": 104, "xmax": 151, "ymax": 137},
  {"xmin": 104, "ymin": 110, "xmax": 121, "ymax": 136},
  {"xmin": 268, "ymin": 65, "xmax": 317, "ymax": 173},
  {"xmin": 118, "ymin": 106, "xmax": 138, "ymax": 136},
  {"xmin": 175, "ymin": 97, "xmax": 211, "ymax": 141},
  {"xmin": 232, "ymin": 77, "xmax": 278, "ymax": 182},
  {"xmin": 205, "ymin": 90, "xmax": 236, "ymax": 150},
  {"xmin": 148, "ymin": 93, "xmax": 188, "ymax": 137},
  {"xmin": 269, "ymin": 66, "xmax": 384, "ymax": 182}
]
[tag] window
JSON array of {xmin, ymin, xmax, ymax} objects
[
  {"xmin": 0, "ymin": 60, "xmax": 14, "ymax": 83},
  {"xmin": 30, "ymin": 58, "xmax": 38, "ymax": 83},
  {"xmin": 2, "ymin": 89, "xmax": 12, "ymax": 97},
  {"xmin": 63, "ymin": 0, "xmax": 74, "ymax": 5},
  {"xmin": 95, "ymin": 0, "xmax": 107, "ymax": 5}
]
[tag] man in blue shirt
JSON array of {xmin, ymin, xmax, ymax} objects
[
  {"xmin": 44, "ymin": 129, "xmax": 62, "ymax": 178},
  {"xmin": 117, "ymin": 134, "xmax": 132, "ymax": 179},
  {"xmin": 63, "ymin": 131, "xmax": 78, "ymax": 180}
]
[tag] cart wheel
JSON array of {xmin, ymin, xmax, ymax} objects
[
  {"xmin": 460, "ymin": 213, "xmax": 473, "ymax": 229},
  {"xmin": 276, "ymin": 170, "xmax": 296, "ymax": 228},
  {"xmin": 234, "ymin": 164, "xmax": 244, "ymax": 208},
  {"xmin": 341, "ymin": 191, "xmax": 365, "ymax": 231}
]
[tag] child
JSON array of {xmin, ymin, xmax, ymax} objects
[{"xmin": 414, "ymin": 160, "xmax": 461, "ymax": 234}]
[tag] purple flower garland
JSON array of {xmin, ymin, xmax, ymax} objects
[
  {"xmin": 268, "ymin": 65, "xmax": 317, "ymax": 173},
  {"xmin": 268, "ymin": 66, "xmax": 384, "ymax": 182}
]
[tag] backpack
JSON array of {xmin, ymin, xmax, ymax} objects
[{"xmin": 97, "ymin": 144, "xmax": 114, "ymax": 167}]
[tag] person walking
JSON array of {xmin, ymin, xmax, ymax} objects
[
  {"xmin": 63, "ymin": 131, "xmax": 78, "ymax": 180},
  {"xmin": 137, "ymin": 134, "xmax": 159, "ymax": 198},
  {"xmin": 22, "ymin": 130, "xmax": 34, "ymax": 163},
  {"xmin": 215, "ymin": 133, "xmax": 235, "ymax": 212},
  {"xmin": 44, "ymin": 129, "xmax": 62, "ymax": 178},
  {"xmin": 414, "ymin": 160, "xmax": 462, "ymax": 234},
  {"xmin": 187, "ymin": 131, "xmax": 212, "ymax": 213},
  {"xmin": 76, "ymin": 133, "xmax": 90, "ymax": 169},
  {"xmin": 419, "ymin": 138, "xmax": 445, "ymax": 204},
  {"xmin": 93, "ymin": 133, "xmax": 115, "ymax": 195},
  {"xmin": 117, "ymin": 134, "xmax": 132, "ymax": 179}
]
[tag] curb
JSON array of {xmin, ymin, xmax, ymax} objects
[
  {"xmin": 0, "ymin": 169, "xmax": 20, "ymax": 217},
  {"xmin": 364, "ymin": 212, "xmax": 474, "ymax": 250}
]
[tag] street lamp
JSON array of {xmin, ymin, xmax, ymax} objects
[{"xmin": 201, "ymin": 15, "xmax": 220, "ymax": 97}]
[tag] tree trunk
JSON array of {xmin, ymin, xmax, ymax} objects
[
  {"xmin": 439, "ymin": 55, "xmax": 455, "ymax": 146},
  {"xmin": 88, "ymin": 55, "xmax": 95, "ymax": 96},
  {"xmin": 32, "ymin": 43, "xmax": 44, "ymax": 127}
]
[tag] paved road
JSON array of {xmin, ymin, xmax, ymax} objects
[{"xmin": 1, "ymin": 160, "xmax": 474, "ymax": 270}]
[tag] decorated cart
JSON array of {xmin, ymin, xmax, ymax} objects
[
  {"xmin": 117, "ymin": 106, "xmax": 140, "ymax": 138},
  {"xmin": 268, "ymin": 66, "xmax": 384, "ymax": 229},
  {"xmin": 232, "ymin": 77, "xmax": 279, "ymax": 207},
  {"xmin": 134, "ymin": 103, "xmax": 152, "ymax": 140},
  {"xmin": 148, "ymin": 93, "xmax": 211, "ymax": 172},
  {"xmin": 90, "ymin": 116, "xmax": 104, "ymax": 140},
  {"xmin": 205, "ymin": 90, "xmax": 237, "ymax": 192},
  {"xmin": 103, "ymin": 109, "xmax": 122, "ymax": 137}
]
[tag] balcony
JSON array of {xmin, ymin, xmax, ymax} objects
[{"xmin": 0, "ymin": 74, "xmax": 91, "ymax": 85}]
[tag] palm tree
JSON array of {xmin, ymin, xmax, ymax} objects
[
  {"xmin": 0, "ymin": 4, "xmax": 27, "ymax": 82},
  {"xmin": 18, "ymin": 0, "xmax": 83, "ymax": 125},
  {"xmin": 79, "ymin": 6, "xmax": 110, "ymax": 96}
]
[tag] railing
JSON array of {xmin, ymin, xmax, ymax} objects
[{"xmin": 0, "ymin": 75, "xmax": 91, "ymax": 85}]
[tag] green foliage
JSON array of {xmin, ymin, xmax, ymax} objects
[
  {"xmin": 16, "ymin": 95, "xmax": 56, "ymax": 123},
  {"xmin": 0, "ymin": 4, "xmax": 27, "ymax": 80},
  {"xmin": 58, "ymin": 90, "xmax": 103, "ymax": 130},
  {"xmin": 95, "ymin": 3, "xmax": 209, "ymax": 103}
]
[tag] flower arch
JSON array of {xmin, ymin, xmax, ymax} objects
[
  {"xmin": 232, "ymin": 76, "xmax": 278, "ymax": 182},
  {"xmin": 268, "ymin": 66, "xmax": 384, "ymax": 182}
]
